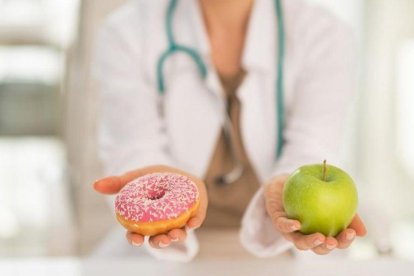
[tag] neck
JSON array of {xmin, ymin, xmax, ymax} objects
[{"xmin": 199, "ymin": 0, "xmax": 254, "ymax": 33}]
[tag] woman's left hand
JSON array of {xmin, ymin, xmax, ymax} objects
[{"xmin": 264, "ymin": 174, "xmax": 367, "ymax": 255}]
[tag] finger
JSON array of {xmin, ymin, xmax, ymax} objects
[
  {"xmin": 311, "ymin": 236, "xmax": 338, "ymax": 255},
  {"xmin": 186, "ymin": 198, "xmax": 207, "ymax": 229},
  {"xmin": 168, "ymin": 228, "xmax": 187, "ymax": 242},
  {"xmin": 272, "ymin": 216, "xmax": 301, "ymax": 233},
  {"xmin": 324, "ymin": 236, "xmax": 338, "ymax": 250},
  {"xmin": 348, "ymin": 214, "xmax": 367, "ymax": 237},
  {"xmin": 336, "ymin": 228, "xmax": 356, "ymax": 249},
  {"xmin": 312, "ymin": 245, "xmax": 331, "ymax": 255},
  {"xmin": 187, "ymin": 183, "xmax": 208, "ymax": 230},
  {"xmin": 126, "ymin": 232, "xmax": 144, "ymax": 247},
  {"xmin": 149, "ymin": 234, "xmax": 171, "ymax": 249},
  {"xmin": 187, "ymin": 215, "xmax": 204, "ymax": 229},
  {"xmin": 289, "ymin": 232, "xmax": 325, "ymax": 250}
]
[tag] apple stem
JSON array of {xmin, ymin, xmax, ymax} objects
[{"xmin": 323, "ymin": 160, "xmax": 327, "ymax": 181}]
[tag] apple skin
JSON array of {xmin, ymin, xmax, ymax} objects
[{"xmin": 283, "ymin": 163, "xmax": 358, "ymax": 237}]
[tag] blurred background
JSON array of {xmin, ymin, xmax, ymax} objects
[{"xmin": 0, "ymin": 0, "xmax": 413, "ymax": 263}]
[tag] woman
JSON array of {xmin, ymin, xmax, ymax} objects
[{"xmin": 93, "ymin": 0, "xmax": 366, "ymax": 261}]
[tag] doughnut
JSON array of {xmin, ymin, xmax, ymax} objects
[{"xmin": 115, "ymin": 172, "xmax": 199, "ymax": 236}]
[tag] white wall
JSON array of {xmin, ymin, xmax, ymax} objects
[
  {"xmin": 65, "ymin": 0, "xmax": 128, "ymax": 254},
  {"xmin": 359, "ymin": 0, "xmax": 414, "ymax": 218}
]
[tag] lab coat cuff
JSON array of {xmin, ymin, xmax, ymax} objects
[
  {"xmin": 240, "ymin": 187, "xmax": 292, "ymax": 257},
  {"xmin": 144, "ymin": 229, "xmax": 199, "ymax": 262}
]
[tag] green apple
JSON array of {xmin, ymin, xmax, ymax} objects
[{"xmin": 283, "ymin": 161, "xmax": 358, "ymax": 237}]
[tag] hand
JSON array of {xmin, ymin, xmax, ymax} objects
[
  {"xmin": 93, "ymin": 165, "xmax": 208, "ymax": 249},
  {"xmin": 264, "ymin": 174, "xmax": 367, "ymax": 255}
]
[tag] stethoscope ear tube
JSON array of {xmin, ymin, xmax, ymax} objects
[{"xmin": 275, "ymin": 0, "xmax": 285, "ymax": 159}]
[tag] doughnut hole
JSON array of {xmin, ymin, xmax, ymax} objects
[{"xmin": 147, "ymin": 188, "xmax": 166, "ymax": 200}]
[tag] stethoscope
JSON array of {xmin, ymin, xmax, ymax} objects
[{"xmin": 156, "ymin": 0, "xmax": 285, "ymax": 185}]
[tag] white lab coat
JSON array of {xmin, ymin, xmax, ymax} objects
[{"xmin": 93, "ymin": 0, "xmax": 354, "ymax": 262}]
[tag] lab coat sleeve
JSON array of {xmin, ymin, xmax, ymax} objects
[
  {"xmin": 92, "ymin": 19, "xmax": 198, "ymax": 262},
  {"xmin": 240, "ymin": 11, "xmax": 355, "ymax": 257}
]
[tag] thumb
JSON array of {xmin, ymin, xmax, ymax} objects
[
  {"xmin": 264, "ymin": 173, "xmax": 290, "ymax": 215},
  {"xmin": 349, "ymin": 214, "xmax": 367, "ymax": 237},
  {"xmin": 187, "ymin": 179, "xmax": 208, "ymax": 229},
  {"xmin": 93, "ymin": 176, "xmax": 125, "ymax": 195}
]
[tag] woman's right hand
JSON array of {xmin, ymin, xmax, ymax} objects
[{"xmin": 93, "ymin": 165, "xmax": 208, "ymax": 249}]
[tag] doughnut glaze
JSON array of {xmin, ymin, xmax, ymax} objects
[{"xmin": 115, "ymin": 172, "xmax": 199, "ymax": 235}]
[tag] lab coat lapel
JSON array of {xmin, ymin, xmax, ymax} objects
[
  {"xmin": 242, "ymin": 0, "xmax": 277, "ymax": 73},
  {"xmin": 179, "ymin": 0, "xmax": 223, "ymax": 97},
  {"xmin": 239, "ymin": 0, "xmax": 279, "ymax": 182}
]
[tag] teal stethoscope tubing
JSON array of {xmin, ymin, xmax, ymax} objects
[{"xmin": 156, "ymin": 0, "xmax": 285, "ymax": 180}]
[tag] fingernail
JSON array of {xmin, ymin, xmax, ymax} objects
[
  {"xmin": 313, "ymin": 239, "xmax": 323, "ymax": 246},
  {"xmin": 326, "ymin": 244, "xmax": 335, "ymax": 250},
  {"xmin": 92, "ymin": 181, "xmax": 99, "ymax": 189},
  {"xmin": 159, "ymin": 242, "xmax": 169, "ymax": 248},
  {"xmin": 187, "ymin": 224, "xmax": 199, "ymax": 230},
  {"xmin": 290, "ymin": 225, "xmax": 299, "ymax": 231},
  {"xmin": 346, "ymin": 232, "xmax": 355, "ymax": 241},
  {"xmin": 131, "ymin": 241, "xmax": 142, "ymax": 247},
  {"xmin": 171, "ymin": 237, "xmax": 179, "ymax": 242}
]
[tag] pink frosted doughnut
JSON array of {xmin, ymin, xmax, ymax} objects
[{"xmin": 115, "ymin": 172, "xmax": 199, "ymax": 236}]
